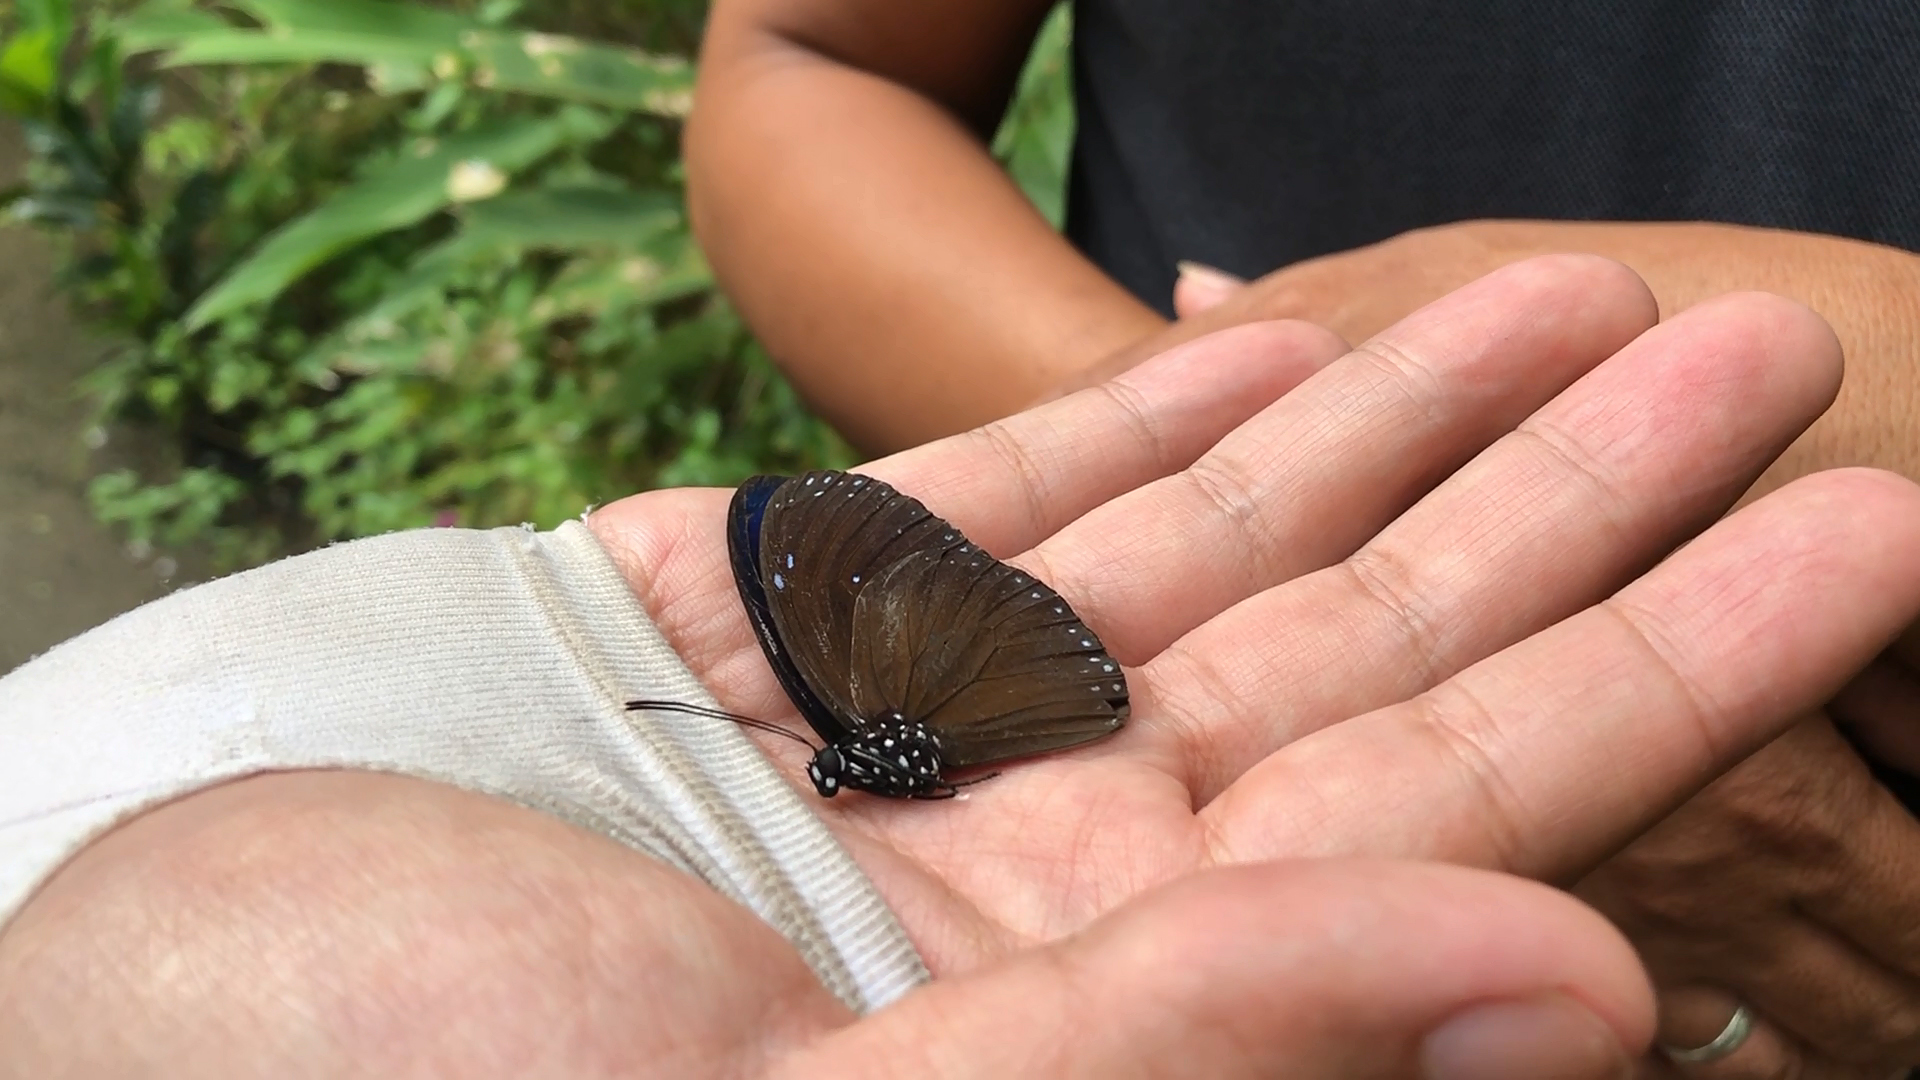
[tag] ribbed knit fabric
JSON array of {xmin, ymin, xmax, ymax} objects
[{"xmin": 0, "ymin": 520, "xmax": 929, "ymax": 1013}]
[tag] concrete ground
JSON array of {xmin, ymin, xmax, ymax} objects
[{"xmin": 0, "ymin": 121, "xmax": 197, "ymax": 673}]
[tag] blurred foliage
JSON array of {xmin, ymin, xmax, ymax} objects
[
  {"xmin": 992, "ymin": 4, "xmax": 1073, "ymax": 229},
  {"xmin": 0, "ymin": 0, "xmax": 1074, "ymax": 566}
]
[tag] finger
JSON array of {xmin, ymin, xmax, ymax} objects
[
  {"xmin": 589, "ymin": 319, "xmax": 1340, "ymax": 670},
  {"xmin": 772, "ymin": 860, "xmax": 1652, "ymax": 1080},
  {"xmin": 1647, "ymin": 984, "xmax": 1803, "ymax": 1080},
  {"xmin": 867, "ymin": 318, "xmax": 1345, "ymax": 559},
  {"xmin": 1205, "ymin": 468, "xmax": 1920, "ymax": 880},
  {"xmin": 1147, "ymin": 290, "xmax": 1841, "ymax": 797},
  {"xmin": 1173, "ymin": 260, "xmax": 1246, "ymax": 318},
  {"xmin": 1751, "ymin": 717, "xmax": 1920, "ymax": 988},
  {"xmin": 1030, "ymin": 253, "xmax": 1658, "ymax": 664},
  {"xmin": 1833, "ymin": 656, "xmax": 1920, "ymax": 777},
  {"xmin": 1717, "ymin": 921, "xmax": 1920, "ymax": 1069}
]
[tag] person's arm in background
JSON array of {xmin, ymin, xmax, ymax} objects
[{"xmin": 685, "ymin": 0, "xmax": 1166, "ymax": 454}]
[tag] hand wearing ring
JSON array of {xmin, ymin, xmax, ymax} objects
[
  {"xmin": 1660, "ymin": 1002, "xmax": 1753, "ymax": 1066},
  {"xmin": 1580, "ymin": 719, "xmax": 1920, "ymax": 1079}
]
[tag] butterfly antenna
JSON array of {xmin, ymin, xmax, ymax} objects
[{"xmin": 624, "ymin": 698, "xmax": 819, "ymax": 750}]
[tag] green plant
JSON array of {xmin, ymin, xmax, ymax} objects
[
  {"xmin": 0, "ymin": 0, "xmax": 1074, "ymax": 566},
  {"xmin": 993, "ymin": 4, "xmax": 1074, "ymax": 229}
]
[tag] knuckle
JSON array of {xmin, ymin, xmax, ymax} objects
[
  {"xmin": 1344, "ymin": 336, "xmax": 1447, "ymax": 416},
  {"xmin": 1341, "ymin": 545, "xmax": 1445, "ymax": 689},
  {"xmin": 1091, "ymin": 375, "xmax": 1173, "ymax": 471},
  {"xmin": 964, "ymin": 419, "xmax": 1052, "ymax": 537},
  {"xmin": 1711, "ymin": 761, "xmax": 1853, "ymax": 870},
  {"xmin": 1180, "ymin": 453, "xmax": 1284, "ymax": 582},
  {"xmin": 1405, "ymin": 685, "xmax": 1531, "ymax": 870},
  {"xmin": 1830, "ymin": 1002, "xmax": 1920, "ymax": 1065}
]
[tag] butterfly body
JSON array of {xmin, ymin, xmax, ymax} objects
[
  {"xmin": 728, "ymin": 470, "xmax": 1129, "ymax": 799},
  {"xmin": 806, "ymin": 713, "xmax": 947, "ymax": 799}
]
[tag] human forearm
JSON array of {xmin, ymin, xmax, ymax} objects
[
  {"xmin": 0, "ymin": 521, "xmax": 925, "ymax": 1013},
  {"xmin": 687, "ymin": 17, "xmax": 1163, "ymax": 454}
]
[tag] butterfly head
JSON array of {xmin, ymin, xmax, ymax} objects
[{"xmin": 807, "ymin": 747, "xmax": 846, "ymax": 798}]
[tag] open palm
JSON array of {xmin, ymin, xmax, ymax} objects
[
  {"xmin": 15, "ymin": 257, "xmax": 1920, "ymax": 1078},
  {"xmin": 589, "ymin": 256, "xmax": 1920, "ymax": 977}
]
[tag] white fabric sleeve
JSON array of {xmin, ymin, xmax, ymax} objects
[{"xmin": 0, "ymin": 520, "xmax": 928, "ymax": 1013}]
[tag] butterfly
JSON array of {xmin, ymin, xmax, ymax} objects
[{"xmin": 628, "ymin": 470, "xmax": 1129, "ymax": 799}]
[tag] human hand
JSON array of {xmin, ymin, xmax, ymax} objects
[
  {"xmin": 591, "ymin": 259, "xmax": 1919, "ymax": 1044},
  {"xmin": 1090, "ymin": 220, "xmax": 1920, "ymax": 506},
  {"xmin": 10, "ymin": 256, "xmax": 1920, "ymax": 1076},
  {"xmin": 1578, "ymin": 717, "xmax": 1920, "ymax": 1080},
  {"xmin": 1174, "ymin": 232, "xmax": 1920, "ymax": 1079},
  {"xmin": 0, "ymin": 766, "xmax": 1655, "ymax": 1078},
  {"xmin": 1152, "ymin": 222, "xmax": 1920, "ymax": 1080}
]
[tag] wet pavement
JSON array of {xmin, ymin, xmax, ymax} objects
[{"xmin": 0, "ymin": 121, "xmax": 195, "ymax": 673}]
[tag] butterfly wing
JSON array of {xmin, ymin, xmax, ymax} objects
[
  {"xmin": 846, "ymin": 545, "xmax": 1129, "ymax": 769},
  {"xmin": 728, "ymin": 474, "xmax": 850, "ymax": 744},
  {"xmin": 738, "ymin": 470, "xmax": 963, "ymax": 744}
]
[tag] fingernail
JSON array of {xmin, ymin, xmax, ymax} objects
[
  {"xmin": 1421, "ymin": 992, "xmax": 1632, "ymax": 1080},
  {"xmin": 1174, "ymin": 260, "xmax": 1245, "ymax": 292}
]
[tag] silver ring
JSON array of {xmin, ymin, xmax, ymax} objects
[{"xmin": 1659, "ymin": 1003, "xmax": 1755, "ymax": 1065}]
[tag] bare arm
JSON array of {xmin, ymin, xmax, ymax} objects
[{"xmin": 686, "ymin": 0, "xmax": 1165, "ymax": 454}]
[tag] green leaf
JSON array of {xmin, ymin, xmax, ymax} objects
[
  {"xmin": 184, "ymin": 118, "xmax": 566, "ymax": 329},
  {"xmin": 367, "ymin": 61, "xmax": 432, "ymax": 94},
  {"xmin": 112, "ymin": 5, "xmax": 234, "ymax": 55},
  {"xmin": 410, "ymin": 78, "xmax": 465, "ymax": 130},
  {"xmin": 227, "ymin": 0, "xmax": 478, "ymax": 41},
  {"xmin": 456, "ymin": 186, "xmax": 679, "ymax": 250},
  {"xmin": 157, "ymin": 28, "xmax": 449, "ymax": 68},
  {"xmin": 992, "ymin": 3, "xmax": 1075, "ymax": 228},
  {"xmin": 8, "ymin": 191, "xmax": 101, "ymax": 227},
  {"xmin": 107, "ymin": 81, "xmax": 161, "ymax": 172},
  {"xmin": 19, "ymin": 0, "xmax": 75, "ymax": 43},
  {"xmin": 0, "ymin": 30, "xmax": 60, "ymax": 116},
  {"xmin": 159, "ymin": 169, "xmax": 230, "ymax": 299},
  {"xmin": 344, "ymin": 187, "xmax": 681, "ymax": 324},
  {"xmin": 75, "ymin": 32, "xmax": 124, "ymax": 107},
  {"xmin": 462, "ymin": 31, "xmax": 694, "ymax": 115},
  {"xmin": 23, "ymin": 114, "xmax": 108, "ymax": 197},
  {"xmin": 476, "ymin": 0, "xmax": 523, "ymax": 26}
]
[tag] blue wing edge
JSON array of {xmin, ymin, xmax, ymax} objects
[{"xmin": 726, "ymin": 474, "xmax": 856, "ymax": 745}]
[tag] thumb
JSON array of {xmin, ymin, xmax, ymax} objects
[
  {"xmin": 1174, "ymin": 260, "xmax": 1247, "ymax": 317},
  {"xmin": 780, "ymin": 859, "xmax": 1651, "ymax": 1079}
]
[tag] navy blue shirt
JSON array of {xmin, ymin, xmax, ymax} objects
[{"xmin": 1067, "ymin": 0, "xmax": 1920, "ymax": 315}]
